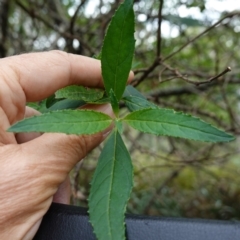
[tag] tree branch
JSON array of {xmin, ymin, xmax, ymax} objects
[
  {"xmin": 0, "ymin": 0, "xmax": 10, "ymax": 57},
  {"xmin": 156, "ymin": 0, "xmax": 164, "ymax": 58},
  {"xmin": 69, "ymin": 0, "xmax": 87, "ymax": 35}
]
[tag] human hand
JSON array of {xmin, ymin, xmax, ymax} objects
[{"xmin": 0, "ymin": 51, "xmax": 132, "ymax": 239}]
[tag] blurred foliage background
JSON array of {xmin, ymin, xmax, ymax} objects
[{"xmin": 1, "ymin": 0, "xmax": 240, "ymax": 220}]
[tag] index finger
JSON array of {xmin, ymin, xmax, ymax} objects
[{"xmin": 1, "ymin": 50, "xmax": 103, "ymax": 102}]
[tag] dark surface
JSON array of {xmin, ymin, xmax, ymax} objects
[{"xmin": 34, "ymin": 203, "xmax": 240, "ymax": 240}]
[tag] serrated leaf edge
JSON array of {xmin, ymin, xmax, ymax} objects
[
  {"xmin": 101, "ymin": 0, "xmax": 135, "ymax": 101},
  {"xmin": 121, "ymin": 108, "xmax": 235, "ymax": 143},
  {"xmin": 8, "ymin": 109, "xmax": 113, "ymax": 135},
  {"xmin": 55, "ymin": 85, "xmax": 105, "ymax": 102},
  {"xmin": 88, "ymin": 129, "xmax": 133, "ymax": 240}
]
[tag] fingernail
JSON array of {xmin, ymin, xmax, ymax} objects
[
  {"xmin": 103, "ymin": 130, "xmax": 112, "ymax": 139},
  {"xmin": 102, "ymin": 124, "xmax": 113, "ymax": 139}
]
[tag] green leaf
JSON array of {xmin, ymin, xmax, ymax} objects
[
  {"xmin": 123, "ymin": 86, "xmax": 157, "ymax": 111},
  {"xmin": 55, "ymin": 85, "xmax": 104, "ymax": 102},
  {"xmin": 89, "ymin": 129, "xmax": 133, "ymax": 240},
  {"xmin": 93, "ymin": 51, "xmax": 102, "ymax": 60},
  {"xmin": 123, "ymin": 96, "xmax": 157, "ymax": 112},
  {"xmin": 92, "ymin": 96, "xmax": 110, "ymax": 104},
  {"xmin": 115, "ymin": 119, "xmax": 123, "ymax": 134},
  {"xmin": 47, "ymin": 99, "xmax": 85, "ymax": 111},
  {"xmin": 123, "ymin": 85, "xmax": 145, "ymax": 99},
  {"xmin": 8, "ymin": 110, "xmax": 112, "ymax": 135},
  {"xmin": 27, "ymin": 101, "xmax": 47, "ymax": 113},
  {"xmin": 46, "ymin": 94, "xmax": 58, "ymax": 108},
  {"xmin": 123, "ymin": 108, "xmax": 235, "ymax": 142},
  {"xmin": 101, "ymin": 0, "xmax": 135, "ymax": 101},
  {"xmin": 109, "ymin": 89, "xmax": 119, "ymax": 116}
]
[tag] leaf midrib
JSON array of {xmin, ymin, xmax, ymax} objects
[
  {"xmin": 24, "ymin": 120, "xmax": 112, "ymax": 125},
  {"xmin": 107, "ymin": 130, "xmax": 117, "ymax": 239},
  {"xmin": 113, "ymin": 5, "xmax": 132, "ymax": 95}
]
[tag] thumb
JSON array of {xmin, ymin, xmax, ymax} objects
[{"xmin": 19, "ymin": 104, "xmax": 113, "ymax": 188}]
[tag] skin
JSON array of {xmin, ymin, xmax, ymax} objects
[{"xmin": 0, "ymin": 50, "xmax": 133, "ymax": 240}]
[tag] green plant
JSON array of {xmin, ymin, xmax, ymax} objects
[{"xmin": 8, "ymin": 0, "xmax": 235, "ymax": 239}]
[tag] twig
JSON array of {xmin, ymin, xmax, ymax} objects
[
  {"xmin": 156, "ymin": 0, "xmax": 164, "ymax": 58},
  {"xmin": 133, "ymin": 11, "xmax": 239, "ymax": 88},
  {"xmin": 133, "ymin": 68, "xmax": 150, "ymax": 75},
  {"xmin": 162, "ymin": 63, "xmax": 231, "ymax": 86},
  {"xmin": 146, "ymin": 76, "xmax": 240, "ymax": 103},
  {"xmin": 132, "ymin": 58, "xmax": 160, "ymax": 87},
  {"xmin": 69, "ymin": 0, "xmax": 87, "ymax": 35},
  {"xmin": 197, "ymin": 67, "xmax": 231, "ymax": 86}
]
